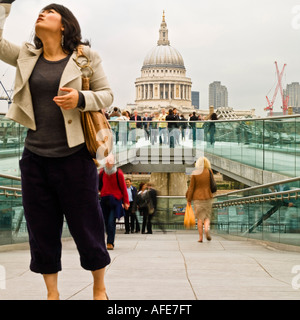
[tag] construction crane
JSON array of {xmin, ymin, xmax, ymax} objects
[
  {"xmin": 0, "ymin": 66, "xmax": 13, "ymax": 108},
  {"xmin": 265, "ymin": 61, "xmax": 289, "ymax": 116},
  {"xmin": 0, "ymin": 80, "xmax": 12, "ymax": 105}
]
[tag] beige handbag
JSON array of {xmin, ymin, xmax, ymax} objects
[{"xmin": 75, "ymin": 46, "xmax": 113, "ymax": 165}]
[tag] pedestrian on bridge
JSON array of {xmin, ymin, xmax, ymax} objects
[
  {"xmin": 1, "ymin": 1, "xmax": 113, "ymax": 300},
  {"xmin": 99, "ymin": 154, "xmax": 129, "ymax": 250},
  {"xmin": 125, "ymin": 177, "xmax": 140, "ymax": 233},
  {"xmin": 133, "ymin": 182, "xmax": 153, "ymax": 234},
  {"xmin": 186, "ymin": 157, "xmax": 214, "ymax": 242}
]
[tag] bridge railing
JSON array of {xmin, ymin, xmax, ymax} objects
[
  {"xmin": 1, "ymin": 113, "xmax": 300, "ymax": 176},
  {"xmin": 1, "ymin": 170, "xmax": 300, "ymax": 247},
  {"xmin": 109, "ymin": 115, "xmax": 300, "ymax": 177},
  {"xmin": 212, "ymin": 177, "xmax": 300, "ymax": 247}
]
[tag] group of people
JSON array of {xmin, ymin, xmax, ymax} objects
[
  {"xmin": 105, "ymin": 107, "xmax": 218, "ymax": 147},
  {"xmin": 99, "ymin": 153, "xmax": 215, "ymax": 248},
  {"xmin": 124, "ymin": 180, "xmax": 157, "ymax": 235},
  {"xmin": 99, "ymin": 154, "xmax": 157, "ymax": 251}
]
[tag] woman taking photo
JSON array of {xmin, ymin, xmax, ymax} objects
[
  {"xmin": 186, "ymin": 157, "xmax": 215, "ymax": 242},
  {"xmin": 1, "ymin": 1, "xmax": 113, "ymax": 299}
]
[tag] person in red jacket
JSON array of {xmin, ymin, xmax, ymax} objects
[{"xmin": 99, "ymin": 154, "xmax": 129, "ymax": 250}]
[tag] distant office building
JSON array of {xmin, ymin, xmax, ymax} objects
[
  {"xmin": 191, "ymin": 91, "xmax": 200, "ymax": 109},
  {"xmin": 209, "ymin": 81, "xmax": 228, "ymax": 109},
  {"xmin": 285, "ymin": 82, "xmax": 300, "ymax": 114}
]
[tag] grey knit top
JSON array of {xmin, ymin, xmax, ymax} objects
[{"xmin": 25, "ymin": 54, "xmax": 85, "ymax": 157}]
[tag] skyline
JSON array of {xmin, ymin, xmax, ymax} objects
[{"xmin": 0, "ymin": 0, "xmax": 300, "ymax": 116}]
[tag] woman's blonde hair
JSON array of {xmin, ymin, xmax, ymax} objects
[{"xmin": 195, "ymin": 156, "xmax": 211, "ymax": 170}]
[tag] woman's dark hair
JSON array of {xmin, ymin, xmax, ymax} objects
[
  {"xmin": 138, "ymin": 182, "xmax": 146, "ymax": 192},
  {"xmin": 34, "ymin": 3, "xmax": 90, "ymax": 53},
  {"xmin": 210, "ymin": 113, "xmax": 218, "ymax": 120}
]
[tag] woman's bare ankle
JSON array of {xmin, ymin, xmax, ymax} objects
[
  {"xmin": 93, "ymin": 286, "xmax": 108, "ymax": 300},
  {"xmin": 47, "ymin": 290, "xmax": 60, "ymax": 300}
]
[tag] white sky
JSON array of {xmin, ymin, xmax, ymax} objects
[{"xmin": 1, "ymin": 0, "xmax": 300, "ymax": 116}]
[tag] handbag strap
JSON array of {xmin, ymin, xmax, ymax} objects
[
  {"xmin": 75, "ymin": 45, "xmax": 94, "ymax": 90},
  {"xmin": 76, "ymin": 46, "xmax": 105, "ymax": 118}
]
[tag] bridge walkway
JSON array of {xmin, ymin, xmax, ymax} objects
[{"xmin": 1, "ymin": 230, "xmax": 299, "ymax": 300}]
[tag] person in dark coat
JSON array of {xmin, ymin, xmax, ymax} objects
[
  {"xmin": 133, "ymin": 182, "xmax": 153, "ymax": 234},
  {"xmin": 125, "ymin": 178, "xmax": 140, "ymax": 233},
  {"xmin": 129, "ymin": 110, "xmax": 142, "ymax": 143},
  {"xmin": 130, "ymin": 110, "xmax": 142, "ymax": 128},
  {"xmin": 189, "ymin": 112, "xmax": 199, "ymax": 144},
  {"xmin": 166, "ymin": 109, "xmax": 177, "ymax": 148},
  {"xmin": 142, "ymin": 112, "xmax": 152, "ymax": 140},
  {"xmin": 208, "ymin": 113, "xmax": 217, "ymax": 146}
]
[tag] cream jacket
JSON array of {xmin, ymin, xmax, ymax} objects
[{"xmin": 0, "ymin": 4, "xmax": 113, "ymax": 148}]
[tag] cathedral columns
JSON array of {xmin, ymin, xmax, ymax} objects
[{"xmin": 135, "ymin": 81, "xmax": 192, "ymax": 103}]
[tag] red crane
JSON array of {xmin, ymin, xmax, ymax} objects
[{"xmin": 265, "ymin": 61, "xmax": 289, "ymax": 116}]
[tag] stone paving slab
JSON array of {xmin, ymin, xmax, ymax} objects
[{"xmin": 0, "ymin": 230, "xmax": 299, "ymax": 300}]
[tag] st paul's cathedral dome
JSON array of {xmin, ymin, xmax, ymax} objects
[{"xmin": 135, "ymin": 12, "xmax": 192, "ymax": 111}]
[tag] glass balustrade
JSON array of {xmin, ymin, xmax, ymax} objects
[
  {"xmin": 0, "ymin": 114, "xmax": 26, "ymax": 177},
  {"xmin": 109, "ymin": 115, "xmax": 300, "ymax": 177},
  {"xmin": 212, "ymin": 180, "xmax": 300, "ymax": 247},
  {"xmin": 1, "ymin": 187, "xmax": 300, "ymax": 247},
  {"xmin": 1, "ymin": 113, "xmax": 300, "ymax": 177},
  {"xmin": 0, "ymin": 176, "xmax": 24, "ymax": 245},
  {"xmin": 1, "ymin": 113, "xmax": 300, "ymax": 246}
]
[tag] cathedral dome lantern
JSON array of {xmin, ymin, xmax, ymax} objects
[{"xmin": 142, "ymin": 11, "xmax": 185, "ymax": 70}]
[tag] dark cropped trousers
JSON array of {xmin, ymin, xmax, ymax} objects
[{"xmin": 20, "ymin": 147, "xmax": 111, "ymax": 274}]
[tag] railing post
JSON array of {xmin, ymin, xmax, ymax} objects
[{"xmin": 262, "ymin": 119, "xmax": 265, "ymax": 171}]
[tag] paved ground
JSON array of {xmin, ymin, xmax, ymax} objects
[{"xmin": 0, "ymin": 230, "xmax": 300, "ymax": 300}]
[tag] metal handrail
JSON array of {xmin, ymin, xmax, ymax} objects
[
  {"xmin": 3, "ymin": 111, "xmax": 299, "ymax": 122},
  {"xmin": 0, "ymin": 175, "xmax": 22, "ymax": 198},
  {"xmin": 0, "ymin": 185, "xmax": 22, "ymax": 198},
  {"xmin": 214, "ymin": 176, "xmax": 300, "ymax": 198},
  {"xmin": 107, "ymin": 115, "xmax": 300, "ymax": 123},
  {"xmin": 213, "ymin": 188, "xmax": 300, "ymax": 208},
  {"xmin": 0, "ymin": 173, "xmax": 21, "ymax": 181}
]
